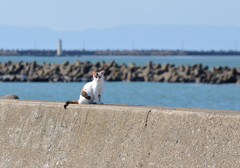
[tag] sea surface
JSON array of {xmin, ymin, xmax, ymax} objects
[{"xmin": 0, "ymin": 55, "xmax": 240, "ymax": 111}]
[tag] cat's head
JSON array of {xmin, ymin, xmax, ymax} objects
[{"xmin": 93, "ymin": 71, "xmax": 104, "ymax": 82}]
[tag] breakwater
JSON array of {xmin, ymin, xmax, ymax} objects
[
  {"xmin": 0, "ymin": 99, "xmax": 240, "ymax": 167},
  {"xmin": 0, "ymin": 60, "xmax": 240, "ymax": 84}
]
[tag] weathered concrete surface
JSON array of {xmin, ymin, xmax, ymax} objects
[{"xmin": 0, "ymin": 99, "xmax": 240, "ymax": 167}]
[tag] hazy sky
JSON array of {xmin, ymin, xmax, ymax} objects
[{"xmin": 0, "ymin": 0, "xmax": 240, "ymax": 32}]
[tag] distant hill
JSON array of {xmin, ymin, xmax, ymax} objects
[{"xmin": 0, "ymin": 24, "xmax": 240, "ymax": 50}]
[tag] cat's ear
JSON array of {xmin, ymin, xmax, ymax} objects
[
  {"xmin": 93, "ymin": 71, "xmax": 96, "ymax": 76},
  {"xmin": 99, "ymin": 70, "xmax": 104, "ymax": 75}
]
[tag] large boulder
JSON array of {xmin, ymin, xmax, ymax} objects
[{"xmin": 0, "ymin": 94, "xmax": 19, "ymax": 99}]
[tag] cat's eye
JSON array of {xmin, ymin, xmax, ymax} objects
[{"xmin": 99, "ymin": 76, "xmax": 101, "ymax": 78}]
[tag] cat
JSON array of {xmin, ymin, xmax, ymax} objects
[{"xmin": 64, "ymin": 70, "xmax": 104, "ymax": 109}]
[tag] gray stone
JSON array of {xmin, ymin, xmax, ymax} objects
[
  {"xmin": 146, "ymin": 61, "xmax": 153, "ymax": 69},
  {"xmin": 161, "ymin": 63, "xmax": 169, "ymax": 72},
  {"xmin": 237, "ymin": 79, "xmax": 240, "ymax": 85},
  {"xmin": 153, "ymin": 74, "xmax": 164, "ymax": 82},
  {"xmin": 170, "ymin": 74, "xmax": 180, "ymax": 82},
  {"xmin": 62, "ymin": 61, "xmax": 69, "ymax": 66},
  {"xmin": 0, "ymin": 94, "xmax": 19, "ymax": 99},
  {"xmin": 128, "ymin": 62, "xmax": 136, "ymax": 68}
]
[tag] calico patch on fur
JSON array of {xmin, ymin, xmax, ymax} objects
[{"xmin": 81, "ymin": 90, "xmax": 91, "ymax": 100}]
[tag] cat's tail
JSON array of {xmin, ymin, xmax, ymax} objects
[{"xmin": 64, "ymin": 100, "xmax": 78, "ymax": 109}]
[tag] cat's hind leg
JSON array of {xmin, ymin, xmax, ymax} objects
[{"xmin": 78, "ymin": 96, "xmax": 91, "ymax": 104}]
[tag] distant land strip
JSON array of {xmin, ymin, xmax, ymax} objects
[{"xmin": 1, "ymin": 49, "xmax": 240, "ymax": 56}]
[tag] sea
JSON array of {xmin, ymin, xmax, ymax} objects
[{"xmin": 0, "ymin": 55, "xmax": 240, "ymax": 111}]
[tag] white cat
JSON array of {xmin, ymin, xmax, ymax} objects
[{"xmin": 64, "ymin": 70, "xmax": 104, "ymax": 109}]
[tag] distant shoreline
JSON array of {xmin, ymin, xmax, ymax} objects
[{"xmin": 1, "ymin": 49, "xmax": 240, "ymax": 56}]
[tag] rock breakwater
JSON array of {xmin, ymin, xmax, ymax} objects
[{"xmin": 0, "ymin": 60, "xmax": 240, "ymax": 84}]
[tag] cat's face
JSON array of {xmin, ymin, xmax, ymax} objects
[{"xmin": 93, "ymin": 71, "xmax": 104, "ymax": 82}]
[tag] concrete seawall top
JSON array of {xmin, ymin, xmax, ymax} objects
[{"xmin": 0, "ymin": 99, "xmax": 240, "ymax": 167}]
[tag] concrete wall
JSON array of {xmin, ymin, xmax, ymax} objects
[{"xmin": 0, "ymin": 99, "xmax": 240, "ymax": 167}]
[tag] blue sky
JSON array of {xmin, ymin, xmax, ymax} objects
[{"xmin": 1, "ymin": 0, "xmax": 240, "ymax": 32}]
